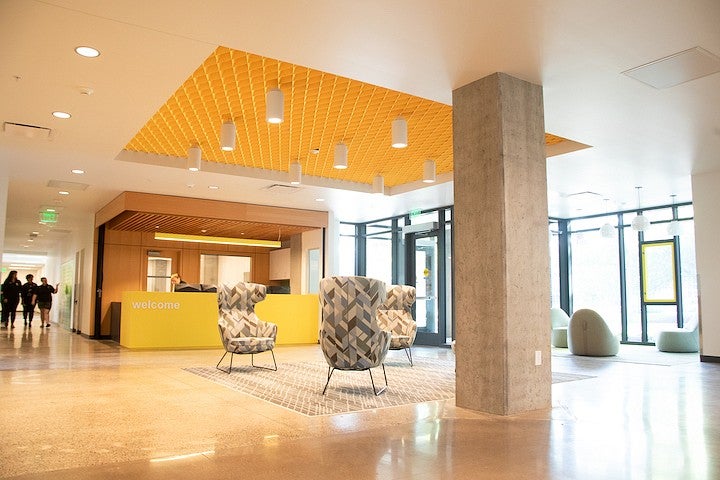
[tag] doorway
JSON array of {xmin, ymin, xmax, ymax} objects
[{"xmin": 405, "ymin": 231, "xmax": 444, "ymax": 346}]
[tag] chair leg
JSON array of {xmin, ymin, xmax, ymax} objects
[
  {"xmin": 405, "ymin": 347, "xmax": 414, "ymax": 366},
  {"xmin": 368, "ymin": 364, "xmax": 388, "ymax": 396},
  {"xmin": 250, "ymin": 350, "xmax": 278, "ymax": 371},
  {"xmin": 322, "ymin": 367, "xmax": 335, "ymax": 395},
  {"xmin": 215, "ymin": 351, "xmax": 233, "ymax": 374}
]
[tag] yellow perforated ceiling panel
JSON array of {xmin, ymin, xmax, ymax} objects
[{"xmin": 126, "ymin": 46, "xmax": 565, "ymax": 188}]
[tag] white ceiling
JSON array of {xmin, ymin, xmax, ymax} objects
[{"xmin": 1, "ymin": 0, "xmax": 719, "ymax": 263}]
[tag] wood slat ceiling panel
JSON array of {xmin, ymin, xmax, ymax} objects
[{"xmin": 107, "ymin": 212, "xmax": 314, "ymax": 241}]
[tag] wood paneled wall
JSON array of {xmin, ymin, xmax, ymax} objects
[{"xmin": 95, "ymin": 229, "xmax": 271, "ymax": 336}]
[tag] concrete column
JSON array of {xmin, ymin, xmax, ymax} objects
[{"xmin": 453, "ymin": 73, "xmax": 551, "ymax": 415}]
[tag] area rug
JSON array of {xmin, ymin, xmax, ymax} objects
[{"xmin": 184, "ymin": 357, "xmax": 593, "ymax": 416}]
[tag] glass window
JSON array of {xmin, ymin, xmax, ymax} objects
[
  {"xmin": 647, "ymin": 305, "xmax": 679, "ymax": 343},
  {"xmin": 642, "ymin": 220, "xmax": 675, "ymax": 242},
  {"xmin": 642, "ymin": 208, "xmax": 673, "ymax": 223},
  {"xmin": 641, "ymin": 242, "xmax": 676, "ymax": 303},
  {"xmin": 549, "ymin": 222, "xmax": 560, "ymax": 308},
  {"xmin": 338, "ymin": 223, "xmax": 357, "ymax": 275},
  {"xmin": 445, "ymin": 223, "xmax": 453, "ymax": 343},
  {"xmin": 147, "ymin": 257, "xmax": 172, "ymax": 292},
  {"xmin": 307, "ymin": 248, "xmax": 320, "ymax": 294},
  {"xmin": 569, "ymin": 216, "xmax": 607, "ymax": 232},
  {"xmin": 366, "ymin": 234, "xmax": 393, "ymax": 284},
  {"xmin": 201, "ymin": 255, "xmax": 251, "ymax": 286},
  {"xmin": 679, "ymin": 220, "xmax": 698, "ymax": 326},
  {"xmin": 624, "ymin": 225, "xmax": 642, "ymax": 341},
  {"xmin": 411, "ymin": 211, "xmax": 438, "ymax": 225},
  {"xmin": 569, "ymin": 228, "xmax": 621, "ymax": 333},
  {"xmin": 677, "ymin": 204, "xmax": 694, "ymax": 219}
]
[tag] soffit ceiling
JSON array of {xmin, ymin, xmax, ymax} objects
[
  {"xmin": 107, "ymin": 211, "xmax": 315, "ymax": 242},
  {"xmin": 125, "ymin": 46, "xmax": 570, "ymax": 189}
]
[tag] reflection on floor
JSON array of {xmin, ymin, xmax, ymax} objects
[{"xmin": 0, "ymin": 323, "xmax": 718, "ymax": 479}]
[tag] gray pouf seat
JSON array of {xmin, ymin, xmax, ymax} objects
[
  {"xmin": 656, "ymin": 323, "xmax": 699, "ymax": 353},
  {"xmin": 568, "ymin": 308, "xmax": 619, "ymax": 357}
]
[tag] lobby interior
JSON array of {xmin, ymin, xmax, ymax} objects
[{"xmin": 2, "ymin": 1, "xmax": 720, "ymax": 478}]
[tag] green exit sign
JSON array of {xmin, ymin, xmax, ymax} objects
[
  {"xmin": 39, "ymin": 211, "xmax": 58, "ymax": 223},
  {"xmin": 409, "ymin": 208, "xmax": 422, "ymax": 218}
]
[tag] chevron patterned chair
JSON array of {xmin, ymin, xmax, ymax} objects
[
  {"xmin": 377, "ymin": 284, "xmax": 417, "ymax": 365},
  {"xmin": 319, "ymin": 276, "xmax": 391, "ymax": 395},
  {"xmin": 216, "ymin": 282, "xmax": 277, "ymax": 372}
]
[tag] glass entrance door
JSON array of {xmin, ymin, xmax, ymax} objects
[{"xmin": 406, "ymin": 231, "xmax": 443, "ymax": 345}]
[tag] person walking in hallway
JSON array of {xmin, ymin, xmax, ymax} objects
[
  {"xmin": 32, "ymin": 277, "xmax": 58, "ymax": 328},
  {"xmin": 1, "ymin": 270, "xmax": 22, "ymax": 328},
  {"xmin": 21, "ymin": 274, "xmax": 37, "ymax": 327}
]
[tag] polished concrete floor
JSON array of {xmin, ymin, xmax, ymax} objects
[{"xmin": 1, "ymin": 322, "xmax": 718, "ymax": 479}]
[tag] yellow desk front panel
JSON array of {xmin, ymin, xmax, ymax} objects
[
  {"xmin": 120, "ymin": 291, "xmax": 219, "ymax": 349},
  {"xmin": 120, "ymin": 291, "xmax": 319, "ymax": 348},
  {"xmin": 257, "ymin": 294, "xmax": 319, "ymax": 344}
]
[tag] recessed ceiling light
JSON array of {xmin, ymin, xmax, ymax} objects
[
  {"xmin": 315, "ymin": 198, "xmax": 325, "ymax": 202},
  {"xmin": 75, "ymin": 46, "xmax": 100, "ymax": 58},
  {"xmin": 208, "ymin": 185, "xmax": 219, "ymax": 190},
  {"xmin": 201, "ymin": 229, "xmax": 207, "ymax": 233},
  {"xmin": 71, "ymin": 169, "xmax": 85, "ymax": 174},
  {"xmin": 31, "ymin": 231, "xmax": 39, "ymax": 235},
  {"xmin": 58, "ymin": 191, "xmax": 70, "ymax": 195},
  {"xmin": 52, "ymin": 111, "xmax": 71, "ymax": 119},
  {"xmin": 22, "ymin": 245, "xmax": 29, "ymax": 248},
  {"xmin": 46, "ymin": 208, "xmax": 56, "ymax": 212},
  {"xmin": 28, "ymin": 239, "xmax": 34, "ymax": 242}
]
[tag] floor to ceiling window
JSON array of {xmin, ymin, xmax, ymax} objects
[{"xmin": 339, "ymin": 202, "xmax": 695, "ymax": 348}]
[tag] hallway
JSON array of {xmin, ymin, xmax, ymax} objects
[{"xmin": 0, "ymin": 325, "xmax": 718, "ymax": 479}]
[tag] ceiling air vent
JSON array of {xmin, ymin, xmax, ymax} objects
[
  {"xmin": 3, "ymin": 121, "xmax": 53, "ymax": 139},
  {"xmin": 264, "ymin": 184, "xmax": 300, "ymax": 194},
  {"xmin": 47, "ymin": 180, "xmax": 89, "ymax": 191}
]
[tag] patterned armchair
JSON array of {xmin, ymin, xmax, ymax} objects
[
  {"xmin": 377, "ymin": 285, "xmax": 417, "ymax": 365},
  {"xmin": 319, "ymin": 276, "xmax": 391, "ymax": 395},
  {"xmin": 216, "ymin": 282, "xmax": 277, "ymax": 372}
]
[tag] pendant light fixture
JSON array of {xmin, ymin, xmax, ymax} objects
[
  {"xmin": 220, "ymin": 120, "xmax": 236, "ymax": 151},
  {"xmin": 667, "ymin": 194, "xmax": 682, "ymax": 236},
  {"xmin": 631, "ymin": 186, "xmax": 650, "ymax": 232},
  {"xmin": 289, "ymin": 161, "xmax": 302, "ymax": 185},
  {"xmin": 391, "ymin": 117, "xmax": 408, "ymax": 148},
  {"xmin": 266, "ymin": 88, "xmax": 284, "ymax": 124},
  {"xmin": 187, "ymin": 145, "xmax": 201, "ymax": 172},
  {"xmin": 423, "ymin": 159, "xmax": 436, "ymax": 183},
  {"xmin": 334, "ymin": 143, "xmax": 348, "ymax": 169},
  {"xmin": 372, "ymin": 174, "xmax": 384, "ymax": 194},
  {"xmin": 600, "ymin": 198, "xmax": 615, "ymax": 238}
]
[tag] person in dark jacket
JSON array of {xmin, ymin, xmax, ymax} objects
[
  {"xmin": 21, "ymin": 274, "xmax": 38, "ymax": 327},
  {"xmin": 32, "ymin": 277, "xmax": 59, "ymax": 328},
  {"xmin": 1, "ymin": 270, "xmax": 22, "ymax": 328}
]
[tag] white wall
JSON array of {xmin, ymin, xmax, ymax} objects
[
  {"xmin": 691, "ymin": 170, "xmax": 720, "ymax": 358},
  {"xmin": 57, "ymin": 213, "xmax": 95, "ymax": 334}
]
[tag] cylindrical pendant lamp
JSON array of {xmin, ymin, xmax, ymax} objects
[
  {"xmin": 334, "ymin": 143, "xmax": 348, "ymax": 169},
  {"xmin": 423, "ymin": 159, "xmax": 436, "ymax": 183},
  {"xmin": 372, "ymin": 175, "xmax": 384, "ymax": 194},
  {"xmin": 289, "ymin": 161, "xmax": 302, "ymax": 185},
  {"xmin": 391, "ymin": 117, "xmax": 408, "ymax": 148},
  {"xmin": 266, "ymin": 88, "xmax": 284, "ymax": 124},
  {"xmin": 220, "ymin": 120, "xmax": 236, "ymax": 151},
  {"xmin": 187, "ymin": 146, "xmax": 201, "ymax": 172}
]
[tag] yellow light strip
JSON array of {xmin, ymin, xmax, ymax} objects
[{"xmin": 154, "ymin": 232, "xmax": 281, "ymax": 248}]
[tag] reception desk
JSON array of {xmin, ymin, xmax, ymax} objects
[{"xmin": 120, "ymin": 291, "xmax": 319, "ymax": 349}]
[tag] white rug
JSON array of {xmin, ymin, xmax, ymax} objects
[{"xmin": 185, "ymin": 356, "xmax": 592, "ymax": 416}]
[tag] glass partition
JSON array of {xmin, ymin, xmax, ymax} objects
[{"xmin": 569, "ymin": 220, "xmax": 621, "ymax": 332}]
